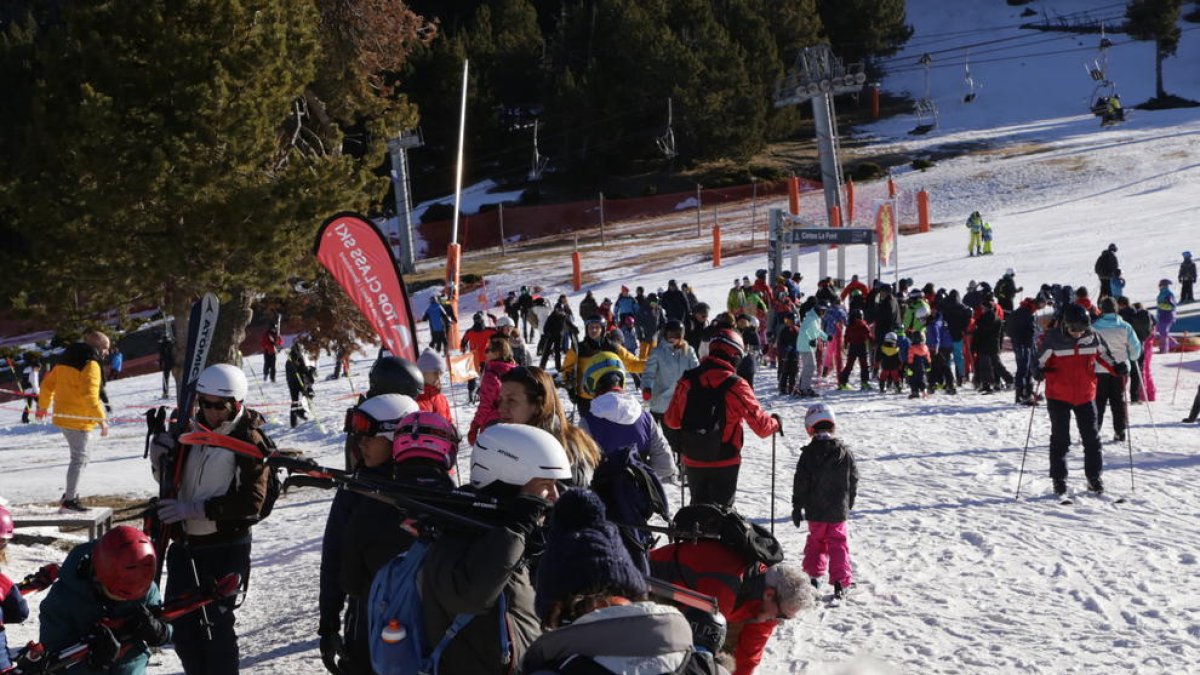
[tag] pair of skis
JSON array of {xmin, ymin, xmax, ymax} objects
[{"xmin": 3, "ymin": 573, "xmax": 240, "ymax": 674}]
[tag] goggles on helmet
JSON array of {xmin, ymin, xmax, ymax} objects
[{"xmin": 343, "ymin": 407, "xmax": 403, "ymax": 437}]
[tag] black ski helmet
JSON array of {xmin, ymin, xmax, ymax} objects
[
  {"xmin": 368, "ymin": 356, "xmax": 424, "ymax": 397},
  {"xmin": 1062, "ymin": 304, "xmax": 1090, "ymax": 333}
]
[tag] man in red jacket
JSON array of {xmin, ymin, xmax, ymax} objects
[
  {"xmin": 260, "ymin": 327, "xmax": 283, "ymax": 383},
  {"xmin": 649, "ymin": 541, "xmax": 811, "ymax": 675},
  {"xmin": 665, "ymin": 329, "xmax": 779, "ymax": 506},
  {"xmin": 1035, "ymin": 303, "xmax": 1122, "ymax": 496}
]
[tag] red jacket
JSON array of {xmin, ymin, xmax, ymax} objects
[
  {"xmin": 416, "ymin": 385, "xmax": 451, "ymax": 422},
  {"xmin": 844, "ymin": 319, "xmax": 872, "ymax": 346},
  {"xmin": 468, "ymin": 360, "xmax": 516, "ymax": 444},
  {"xmin": 1075, "ymin": 297, "xmax": 1101, "ymax": 318},
  {"xmin": 460, "ymin": 327, "xmax": 497, "ymax": 370},
  {"xmin": 839, "ymin": 279, "xmax": 869, "ymax": 301},
  {"xmin": 1036, "ymin": 328, "xmax": 1117, "ymax": 405},
  {"xmin": 663, "ymin": 357, "xmax": 779, "ymax": 468},
  {"xmin": 649, "ymin": 541, "xmax": 776, "ymax": 675},
  {"xmin": 260, "ymin": 331, "xmax": 283, "ymax": 356}
]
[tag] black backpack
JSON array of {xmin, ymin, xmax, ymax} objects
[
  {"xmin": 671, "ymin": 503, "xmax": 784, "ymax": 567},
  {"xmin": 677, "ymin": 369, "xmax": 739, "ymax": 462}
]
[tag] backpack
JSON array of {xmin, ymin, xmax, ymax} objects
[
  {"xmin": 677, "ymin": 370, "xmax": 739, "ymax": 462},
  {"xmin": 590, "ymin": 445, "xmax": 669, "ymax": 573},
  {"xmin": 671, "ymin": 503, "xmax": 784, "ymax": 567},
  {"xmin": 368, "ymin": 539, "xmax": 511, "ymax": 675}
]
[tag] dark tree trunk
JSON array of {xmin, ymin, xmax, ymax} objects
[
  {"xmin": 1155, "ymin": 41, "xmax": 1166, "ymax": 99},
  {"xmin": 210, "ymin": 287, "xmax": 256, "ymax": 367}
]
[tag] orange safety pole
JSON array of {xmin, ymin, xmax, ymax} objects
[
  {"xmin": 871, "ymin": 84, "xmax": 880, "ymax": 119},
  {"xmin": 845, "ymin": 179, "xmax": 855, "ymax": 224},
  {"xmin": 888, "ymin": 176, "xmax": 897, "ymax": 198},
  {"xmin": 788, "ymin": 177, "xmax": 800, "ymax": 215},
  {"xmin": 828, "ymin": 206, "xmax": 841, "ymax": 250},
  {"xmin": 571, "ymin": 251, "xmax": 582, "ymax": 291},
  {"xmin": 445, "ymin": 242, "xmax": 462, "ymax": 348},
  {"xmin": 712, "ymin": 225, "xmax": 722, "ymax": 267},
  {"xmin": 917, "ymin": 189, "xmax": 930, "ymax": 233}
]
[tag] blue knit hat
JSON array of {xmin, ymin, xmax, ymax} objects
[{"xmin": 534, "ymin": 489, "xmax": 648, "ymax": 623}]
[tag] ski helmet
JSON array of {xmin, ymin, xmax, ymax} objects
[
  {"xmin": 693, "ymin": 302, "xmax": 711, "ymax": 316},
  {"xmin": 496, "ymin": 315, "xmax": 514, "ymax": 329},
  {"xmin": 416, "ymin": 348, "xmax": 445, "ymax": 374},
  {"xmin": 883, "ymin": 332, "xmax": 898, "ymax": 344},
  {"xmin": 0, "ymin": 504, "xmax": 13, "ymax": 541},
  {"xmin": 392, "ymin": 411, "xmax": 460, "ymax": 470},
  {"xmin": 1063, "ymin": 304, "xmax": 1090, "ymax": 333},
  {"xmin": 663, "ymin": 320, "xmax": 685, "ymax": 339},
  {"xmin": 622, "ymin": 314, "xmax": 635, "ymax": 327},
  {"xmin": 92, "ymin": 526, "xmax": 156, "ymax": 601},
  {"xmin": 1159, "ymin": 278, "xmax": 1172, "ymax": 287},
  {"xmin": 472, "ymin": 312, "xmax": 486, "ymax": 328},
  {"xmin": 1108, "ymin": 243, "xmax": 1117, "ymax": 253},
  {"xmin": 1184, "ymin": 251, "xmax": 1193, "ymax": 259},
  {"xmin": 804, "ymin": 403, "xmax": 836, "ymax": 434},
  {"xmin": 368, "ymin": 357, "xmax": 424, "ymax": 397},
  {"xmin": 583, "ymin": 352, "xmax": 626, "ymax": 397},
  {"xmin": 1005, "ymin": 268, "xmax": 1016, "ymax": 277},
  {"xmin": 708, "ymin": 329, "xmax": 745, "ymax": 364},
  {"xmin": 196, "ymin": 364, "xmax": 248, "ymax": 402},
  {"xmin": 471, "ymin": 424, "xmax": 571, "ymax": 490},
  {"xmin": 347, "ymin": 394, "xmax": 420, "ymax": 440}
]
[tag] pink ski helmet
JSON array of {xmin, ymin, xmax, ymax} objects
[
  {"xmin": 0, "ymin": 504, "xmax": 13, "ymax": 541},
  {"xmin": 392, "ymin": 412, "xmax": 460, "ymax": 470}
]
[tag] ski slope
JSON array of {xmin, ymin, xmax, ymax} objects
[{"xmin": 4, "ymin": 1, "xmax": 1200, "ymax": 672}]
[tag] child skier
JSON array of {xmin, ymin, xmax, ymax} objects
[
  {"xmin": 777, "ymin": 312, "xmax": 800, "ymax": 396},
  {"xmin": 907, "ymin": 332, "xmax": 931, "ymax": 399},
  {"xmin": 839, "ymin": 308, "xmax": 871, "ymax": 391},
  {"xmin": 1180, "ymin": 251, "xmax": 1196, "ymax": 304},
  {"xmin": 878, "ymin": 332, "xmax": 903, "ymax": 393},
  {"xmin": 0, "ymin": 505, "xmax": 31, "ymax": 671},
  {"xmin": 416, "ymin": 347, "xmax": 451, "ymax": 421},
  {"xmin": 792, "ymin": 404, "xmax": 858, "ymax": 600}
]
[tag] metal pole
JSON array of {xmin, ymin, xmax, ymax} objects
[
  {"xmin": 1014, "ymin": 383, "xmax": 1041, "ymax": 500},
  {"xmin": 1171, "ymin": 332, "xmax": 1188, "ymax": 404},
  {"xmin": 696, "ymin": 184, "xmax": 702, "ymax": 237},
  {"xmin": 450, "ymin": 60, "xmax": 469, "ymax": 246},
  {"xmin": 750, "ymin": 179, "xmax": 758, "ymax": 248},
  {"xmin": 498, "ymin": 203, "xmax": 506, "ymax": 255},
  {"xmin": 599, "ymin": 192, "xmax": 606, "ymax": 245}
]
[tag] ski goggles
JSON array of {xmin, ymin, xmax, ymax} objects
[
  {"xmin": 343, "ymin": 408, "xmax": 403, "ymax": 437},
  {"xmin": 198, "ymin": 397, "xmax": 234, "ymax": 411}
]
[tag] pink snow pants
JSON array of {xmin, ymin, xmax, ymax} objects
[
  {"xmin": 1142, "ymin": 337, "xmax": 1157, "ymax": 402},
  {"xmin": 802, "ymin": 521, "xmax": 853, "ymax": 587}
]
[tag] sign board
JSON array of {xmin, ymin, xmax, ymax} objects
[{"xmin": 789, "ymin": 227, "xmax": 875, "ymax": 245}]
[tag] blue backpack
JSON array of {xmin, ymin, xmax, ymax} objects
[
  {"xmin": 590, "ymin": 445, "xmax": 669, "ymax": 573},
  {"xmin": 368, "ymin": 539, "xmax": 511, "ymax": 675}
]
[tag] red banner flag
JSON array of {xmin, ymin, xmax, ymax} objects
[
  {"xmin": 876, "ymin": 203, "xmax": 896, "ymax": 267},
  {"xmin": 314, "ymin": 212, "xmax": 418, "ymax": 361}
]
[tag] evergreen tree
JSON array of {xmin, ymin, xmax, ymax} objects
[
  {"xmin": 1125, "ymin": 0, "xmax": 1184, "ymax": 99},
  {"xmin": 816, "ymin": 0, "xmax": 912, "ymax": 66}
]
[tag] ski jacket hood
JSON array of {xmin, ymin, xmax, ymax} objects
[
  {"xmin": 521, "ymin": 602, "xmax": 695, "ymax": 675},
  {"xmin": 1092, "ymin": 313, "xmax": 1142, "ymax": 366},
  {"xmin": 589, "ymin": 391, "xmax": 643, "ymax": 425}
]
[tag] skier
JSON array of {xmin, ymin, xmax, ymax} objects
[
  {"xmin": 1156, "ymin": 279, "xmax": 1177, "ymax": 353},
  {"xmin": 838, "ymin": 309, "xmax": 871, "ymax": 391},
  {"xmin": 419, "ymin": 424, "xmax": 572, "ymax": 672},
  {"xmin": 0, "ymin": 505, "xmax": 30, "ymax": 672},
  {"xmin": 538, "ymin": 301, "xmax": 569, "ymax": 372},
  {"xmin": 663, "ymin": 329, "xmax": 780, "ymax": 506},
  {"xmin": 684, "ymin": 303, "xmax": 712, "ymax": 353},
  {"xmin": 635, "ymin": 293, "xmax": 666, "ymax": 359},
  {"xmin": 795, "ymin": 303, "xmax": 829, "ymax": 398},
  {"xmin": 149, "ymin": 364, "xmax": 273, "ymax": 674},
  {"xmin": 1180, "ymin": 251, "xmax": 1196, "ymax": 304},
  {"xmin": 578, "ymin": 291, "xmax": 599, "ymax": 323},
  {"xmin": 494, "ymin": 316, "xmax": 531, "ymax": 367},
  {"xmin": 792, "ymin": 404, "xmax": 859, "ymax": 600},
  {"xmin": 415, "ymin": 347, "xmax": 452, "ymax": 421},
  {"xmin": 18, "ymin": 353, "xmax": 41, "ymax": 424},
  {"xmin": 1006, "ymin": 298, "xmax": 1039, "ymax": 404},
  {"xmin": 980, "ymin": 220, "xmax": 994, "ymax": 255},
  {"xmin": 561, "ymin": 317, "xmax": 644, "ymax": 416},
  {"xmin": 285, "ymin": 343, "xmax": 316, "ymax": 428},
  {"xmin": 1092, "ymin": 297, "xmax": 1142, "ymax": 442},
  {"xmin": 517, "ymin": 286, "xmax": 537, "ymax": 341},
  {"xmin": 38, "ymin": 329, "xmax": 110, "ymax": 512},
  {"xmin": 460, "ymin": 312, "xmax": 498, "ymax": 404},
  {"xmin": 660, "ymin": 279, "xmax": 691, "ymax": 323},
  {"xmin": 578, "ymin": 364, "xmax": 676, "ymax": 482},
  {"xmin": 642, "ymin": 320, "xmax": 699, "ymax": 458},
  {"xmin": 424, "ymin": 296, "xmax": 453, "ymax": 354},
  {"xmin": 1034, "ymin": 304, "xmax": 1123, "ymax": 496},
  {"xmin": 878, "ymin": 332, "xmax": 903, "ymax": 394},
  {"xmin": 468, "ymin": 337, "xmax": 518, "ymax": 444},
  {"xmin": 994, "ymin": 269, "xmax": 1022, "ymax": 313},
  {"xmin": 37, "ymin": 526, "xmax": 171, "ymax": 674},
  {"xmin": 260, "ymin": 327, "xmax": 284, "ymax": 383},
  {"xmin": 906, "ymin": 332, "xmax": 931, "ymax": 399},
  {"xmin": 776, "ymin": 312, "xmax": 801, "ymax": 395},
  {"xmin": 965, "ymin": 211, "xmax": 984, "ymax": 257},
  {"xmin": 1093, "ymin": 243, "xmax": 1119, "ymax": 299},
  {"xmin": 158, "ymin": 334, "xmax": 175, "ymax": 400},
  {"xmin": 614, "ymin": 285, "xmax": 638, "ymax": 324}
]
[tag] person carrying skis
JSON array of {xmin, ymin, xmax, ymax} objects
[
  {"xmin": 1034, "ymin": 303, "xmax": 1123, "ymax": 497},
  {"xmin": 260, "ymin": 327, "xmax": 284, "ymax": 383},
  {"xmin": 1180, "ymin": 251, "xmax": 1196, "ymax": 304},
  {"xmin": 37, "ymin": 329, "xmax": 110, "ymax": 513},
  {"xmin": 664, "ymin": 329, "xmax": 779, "ymax": 507},
  {"xmin": 0, "ymin": 505, "xmax": 31, "ymax": 672},
  {"xmin": 1092, "ymin": 297, "xmax": 1142, "ymax": 442},
  {"xmin": 965, "ymin": 211, "xmax": 984, "ymax": 257},
  {"xmin": 792, "ymin": 404, "xmax": 858, "ymax": 601},
  {"xmin": 1094, "ymin": 243, "xmax": 1119, "ymax": 299},
  {"xmin": 285, "ymin": 342, "xmax": 317, "ymax": 428},
  {"xmin": 424, "ymin": 296, "xmax": 453, "ymax": 354},
  {"xmin": 148, "ymin": 364, "xmax": 272, "ymax": 674},
  {"xmin": 38, "ymin": 526, "xmax": 171, "ymax": 675}
]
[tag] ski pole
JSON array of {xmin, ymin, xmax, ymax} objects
[
  {"xmin": 1171, "ymin": 332, "xmax": 1187, "ymax": 405},
  {"xmin": 1014, "ymin": 382, "xmax": 1041, "ymax": 500},
  {"xmin": 1121, "ymin": 379, "xmax": 1135, "ymax": 495},
  {"xmin": 770, "ymin": 429, "xmax": 778, "ymax": 535}
]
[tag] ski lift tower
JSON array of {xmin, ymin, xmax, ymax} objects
[
  {"xmin": 388, "ymin": 129, "xmax": 424, "ymax": 274},
  {"xmin": 773, "ymin": 45, "xmax": 866, "ymax": 285}
]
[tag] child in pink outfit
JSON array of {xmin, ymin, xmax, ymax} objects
[{"xmin": 792, "ymin": 403, "xmax": 859, "ymax": 599}]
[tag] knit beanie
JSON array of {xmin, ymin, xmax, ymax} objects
[
  {"xmin": 534, "ymin": 489, "xmax": 648, "ymax": 624},
  {"xmin": 416, "ymin": 348, "xmax": 444, "ymax": 374}
]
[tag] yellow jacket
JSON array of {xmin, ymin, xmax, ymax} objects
[
  {"xmin": 39, "ymin": 359, "xmax": 105, "ymax": 432},
  {"xmin": 562, "ymin": 343, "xmax": 645, "ymax": 400}
]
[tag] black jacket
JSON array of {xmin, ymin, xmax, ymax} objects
[
  {"xmin": 1094, "ymin": 249, "xmax": 1119, "ymax": 278},
  {"xmin": 792, "ymin": 435, "xmax": 858, "ymax": 522},
  {"xmin": 1005, "ymin": 305, "xmax": 1036, "ymax": 347},
  {"xmin": 942, "ymin": 299, "xmax": 973, "ymax": 341},
  {"xmin": 660, "ymin": 289, "xmax": 691, "ymax": 322},
  {"xmin": 1180, "ymin": 260, "xmax": 1197, "ymax": 283},
  {"xmin": 873, "ymin": 295, "xmax": 902, "ymax": 336},
  {"xmin": 973, "ymin": 311, "xmax": 1003, "ymax": 356}
]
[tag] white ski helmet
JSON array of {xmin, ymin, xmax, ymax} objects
[
  {"xmin": 196, "ymin": 364, "xmax": 248, "ymax": 402},
  {"xmin": 495, "ymin": 315, "xmax": 514, "ymax": 329},
  {"xmin": 470, "ymin": 424, "xmax": 572, "ymax": 490},
  {"xmin": 354, "ymin": 394, "xmax": 420, "ymax": 440},
  {"xmin": 805, "ymin": 403, "xmax": 836, "ymax": 434}
]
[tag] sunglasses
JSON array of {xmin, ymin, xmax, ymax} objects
[
  {"xmin": 198, "ymin": 398, "xmax": 233, "ymax": 411},
  {"xmin": 343, "ymin": 408, "xmax": 402, "ymax": 436}
]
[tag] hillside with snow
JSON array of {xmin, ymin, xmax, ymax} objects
[{"xmin": 3, "ymin": 1, "xmax": 1200, "ymax": 673}]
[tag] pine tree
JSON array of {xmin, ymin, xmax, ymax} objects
[
  {"xmin": 816, "ymin": 0, "xmax": 913, "ymax": 66},
  {"xmin": 1125, "ymin": 0, "xmax": 1184, "ymax": 100}
]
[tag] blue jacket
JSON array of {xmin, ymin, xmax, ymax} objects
[
  {"xmin": 580, "ymin": 392, "xmax": 675, "ymax": 481},
  {"xmin": 614, "ymin": 295, "xmax": 638, "ymax": 318},
  {"xmin": 643, "ymin": 340, "xmax": 698, "ymax": 414},
  {"xmin": 1, "ymin": 573, "xmax": 31, "ymax": 669},
  {"xmin": 796, "ymin": 313, "xmax": 827, "ymax": 354},
  {"xmin": 39, "ymin": 542, "xmax": 166, "ymax": 675},
  {"xmin": 927, "ymin": 315, "xmax": 953, "ymax": 352},
  {"xmin": 1091, "ymin": 313, "xmax": 1142, "ymax": 369},
  {"xmin": 424, "ymin": 301, "xmax": 449, "ymax": 332},
  {"xmin": 822, "ymin": 306, "xmax": 847, "ymax": 338}
]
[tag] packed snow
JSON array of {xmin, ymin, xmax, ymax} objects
[{"xmin": 3, "ymin": 0, "xmax": 1200, "ymax": 672}]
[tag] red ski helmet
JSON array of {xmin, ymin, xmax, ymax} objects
[
  {"xmin": 92, "ymin": 526, "xmax": 156, "ymax": 600},
  {"xmin": 392, "ymin": 411, "xmax": 461, "ymax": 470},
  {"xmin": 0, "ymin": 504, "xmax": 13, "ymax": 541},
  {"xmin": 707, "ymin": 329, "xmax": 745, "ymax": 364}
]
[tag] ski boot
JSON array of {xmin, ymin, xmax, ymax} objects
[
  {"xmin": 832, "ymin": 581, "xmax": 854, "ymax": 600},
  {"xmin": 1087, "ymin": 477, "xmax": 1104, "ymax": 494},
  {"xmin": 1052, "ymin": 479, "xmax": 1067, "ymax": 497}
]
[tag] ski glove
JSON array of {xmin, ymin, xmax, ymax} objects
[
  {"xmin": 771, "ymin": 413, "xmax": 784, "ymax": 436},
  {"xmin": 86, "ymin": 624, "xmax": 121, "ymax": 669},
  {"xmin": 642, "ymin": 389, "xmax": 653, "ymax": 402},
  {"xmin": 318, "ymin": 624, "xmax": 345, "ymax": 675},
  {"xmin": 507, "ymin": 494, "xmax": 553, "ymax": 536},
  {"xmin": 158, "ymin": 498, "xmax": 205, "ymax": 524},
  {"xmin": 128, "ymin": 605, "xmax": 171, "ymax": 646},
  {"xmin": 1033, "ymin": 370, "xmax": 1045, "ymax": 382},
  {"xmin": 792, "ymin": 509, "xmax": 805, "ymax": 527},
  {"xmin": 1115, "ymin": 362, "xmax": 1129, "ymax": 376},
  {"xmin": 149, "ymin": 432, "xmax": 176, "ymax": 482}
]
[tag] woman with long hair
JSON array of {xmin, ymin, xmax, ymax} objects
[
  {"xmin": 467, "ymin": 336, "xmax": 517, "ymax": 444},
  {"xmin": 497, "ymin": 365, "xmax": 600, "ymax": 486}
]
